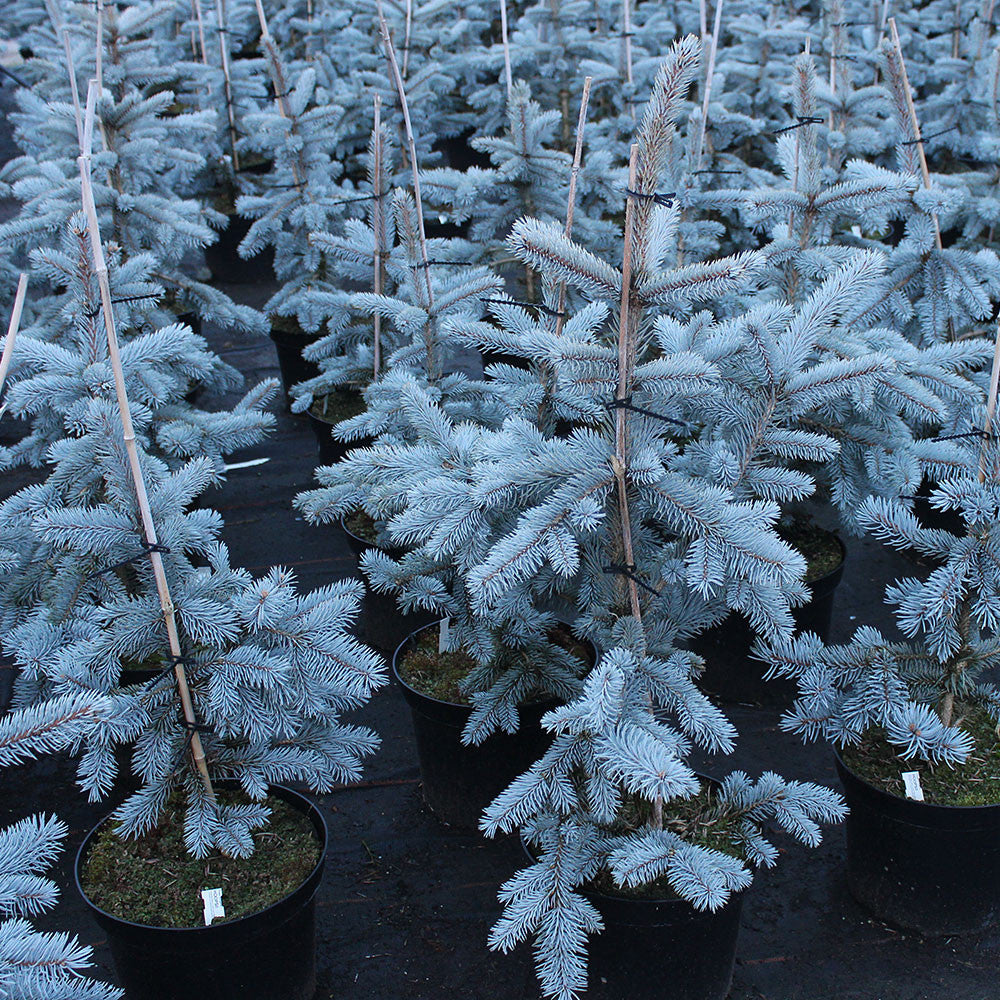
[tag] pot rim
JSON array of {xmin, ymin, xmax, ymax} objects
[
  {"xmin": 74, "ymin": 782, "xmax": 327, "ymax": 934},
  {"xmin": 392, "ymin": 619, "xmax": 595, "ymax": 712},
  {"xmin": 834, "ymin": 746, "xmax": 1000, "ymax": 814}
]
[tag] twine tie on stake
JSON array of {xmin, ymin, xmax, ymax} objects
[
  {"xmin": 606, "ymin": 395, "xmax": 690, "ymax": 428},
  {"xmin": 625, "ymin": 187, "xmax": 675, "ymax": 207},
  {"xmin": 87, "ymin": 541, "xmax": 172, "ymax": 580},
  {"xmin": 602, "ymin": 563, "xmax": 662, "ymax": 598},
  {"xmin": 480, "ymin": 297, "xmax": 566, "ymax": 318},
  {"xmin": 770, "ymin": 116, "xmax": 825, "ymax": 136}
]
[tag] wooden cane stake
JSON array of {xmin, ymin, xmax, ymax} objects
[
  {"xmin": 77, "ymin": 83, "xmax": 214, "ymax": 800},
  {"xmin": 0, "ymin": 275, "xmax": 28, "ymax": 402}
]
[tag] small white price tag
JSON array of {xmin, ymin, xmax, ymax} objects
[
  {"xmin": 201, "ymin": 887, "xmax": 225, "ymax": 926},
  {"xmin": 901, "ymin": 771, "xmax": 924, "ymax": 801},
  {"xmin": 438, "ymin": 617, "xmax": 451, "ymax": 654}
]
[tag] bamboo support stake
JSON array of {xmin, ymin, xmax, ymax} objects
[
  {"xmin": 377, "ymin": 5, "xmax": 435, "ymax": 361},
  {"xmin": 554, "ymin": 76, "xmax": 592, "ymax": 338},
  {"xmin": 622, "ymin": 0, "xmax": 634, "ymax": 93},
  {"xmin": 615, "ymin": 146, "xmax": 663, "ymax": 828},
  {"xmin": 694, "ymin": 0, "xmax": 724, "ymax": 170},
  {"xmin": 977, "ymin": 0, "xmax": 996, "ymax": 58},
  {"xmin": 373, "ymin": 94, "xmax": 383, "ymax": 377},
  {"xmin": 0, "ymin": 275, "xmax": 28, "ymax": 400},
  {"xmin": 403, "ymin": 0, "xmax": 413, "ymax": 79},
  {"xmin": 500, "ymin": 0, "xmax": 513, "ymax": 102},
  {"xmin": 978, "ymin": 320, "xmax": 1000, "ymax": 484},
  {"xmin": 93, "ymin": 0, "xmax": 110, "ymax": 152},
  {"xmin": 614, "ymin": 145, "xmax": 642, "ymax": 625},
  {"xmin": 192, "ymin": 0, "xmax": 208, "ymax": 64},
  {"xmin": 63, "ymin": 30, "xmax": 85, "ymax": 148},
  {"xmin": 213, "ymin": 0, "xmax": 240, "ymax": 171},
  {"xmin": 254, "ymin": 0, "xmax": 304, "ymax": 191},
  {"xmin": 699, "ymin": 0, "xmax": 708, "ymax": 42},
  {"xmin": 76, "ymin": 83, "xmax": 214, "ymax": 799},
  {"xmin": 888, "ymin": 17, "xmax": 942, "ymax": 250}
]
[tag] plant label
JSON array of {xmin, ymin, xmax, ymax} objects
[
  {"xmin": 201, "ymin": 887, "xmax": 225, "ymax": 926},
  {"xmin": 438, "ymin": 617, "xmax": 451, "ymax": 654},
  {"xmin": 901, "ymin": 770, "xmax": 924, "ymax": 801}
]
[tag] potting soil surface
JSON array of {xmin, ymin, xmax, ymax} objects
[{"xmin": 1, "ymin": 80, "xmax": 998, "ymax": 1000}]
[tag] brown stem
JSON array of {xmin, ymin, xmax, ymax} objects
[{"xmin": 372, "ymin": 95, "xmax": 383, "ymax": 378}]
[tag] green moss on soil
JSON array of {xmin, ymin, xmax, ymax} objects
[
  {"xmin": 345, "ymin": 509, "xmax": 380, "ymax": 544},
  {"xmin": 842, "ymin": 704, "xmax": 1000, "ymax": 806},
  {"xmin": 80, "ymin": 791, "xmax": 321, "ymax": 928},
  {"xmin": 777, "ymin": 516, "xmax": 843, "ymax": 583},
  {"xmin": 309, "ymin": 388, "xmax": 366, "ymax": 425},
  {"xmin": 270, "ymin": 313, "xmax": 305, "ymax": 336},
  {"xmin": 398, "ymin": 623, "xmax": 590, "ymax": 705}
]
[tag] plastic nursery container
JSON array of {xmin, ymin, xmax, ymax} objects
[
  {"xmin": 75, "ymin": 784, "xmax": 327, "ymax": 1000},
  {"xmin": 307, "ymin": 390, "xmax": 369, "ymax": 466},
  {"xmin": 203, "ymin": 212, "xmax": 275, "ymax": 284},
  {"xmin": 340, "ymin": 515, "xmax": 435, "ymax": 657},
  {"xmin": 268, "ymin": 323, "xmax": 321, "ymax": 411},
  {"xmin": 835, "ymin": 752, "xmax": 1000, "ymax": 935},
  {"xmin": 0, "ymin": 653, "xmax": 14, "ymax": 713},
  {"xmin": 581, "ymin": 884, "xmax": 745, "ymax": 1000},
  {"xmin": 692, "ymin": 535, "xmax": 846, "ymax": 706},
  {"xmin": 393, "ymin": 620, "xmax": 594, "ymax": 830}
]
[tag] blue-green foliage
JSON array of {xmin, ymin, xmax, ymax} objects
[
  {"xmin": 0, "ymin": 814, "xmax": 122, "ymax": 1000},
  {"xmin": 765, "ymin": 428, "xmax": 1000, "ymax": 766}
]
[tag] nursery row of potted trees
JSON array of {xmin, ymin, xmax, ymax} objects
[{"xmin": 2, "ymin": 1, "xmax": 1000, "ymax": 999}]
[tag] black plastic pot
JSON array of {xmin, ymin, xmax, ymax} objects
[
  {"xmin": 0, "ymin": 653, "xmax": 15, "ymax": 713},
  {"xmin": 691, "ymin": 536, "xmax": 846, "ymax": 706},
  {"xmin": 308, "ymin": 400, "xmax": 370, "ymax": 466},
  {"xmin": 204, "ymin": 213, "xmax": 275, "ymax": 284},
  {"xmin": 393, "ymin": 621, "xmax": 593, "ymax": 829},
  {"xmin": 75, "ymin": 784, "xmax": 326, "ymax": 1000},
  {"xmin": 580, "ymin": 884, "xmax": 745, "ymax": 1000},
  {"xmin": 340, "ymin": 516, "xmax": 435, "ymax": 656},
  {"xmin": 835, "ymin": 752, "xmax": 1000, "ymax": 936},
  {"xmin": 268, "ymin": 325, "xmax": 321, "ymax": 410}
]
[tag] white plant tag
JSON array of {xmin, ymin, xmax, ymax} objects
[
  {"xmin": 438, "ymin": 617, "xmax": 451, "ymax": 654},
  {"xmin": 901, "ymin": 771, "xmax": 924, "ymax": 801},
  {"xmin": 201, "ymin": 887, "xmax": 225, "ymax": 926}
]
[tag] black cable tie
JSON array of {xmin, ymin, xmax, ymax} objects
[
  {"xmin": 626, "ymin": 187, "xmax": 675, "ymax": 207},
  {"xmin": 0, "ymin": 64, "xmax": 30, "ymax": 89},
  {"xmin": 830, "ymin": 54, "xmax": 859, "ymax": 61},
  {"xmin": 84, "ymin": 293, "xmax": 161, "ymax": 320},
  {"xmin": 179, "ymin": 717, "xmax": 214, "ymax": 745},
  {"xmin": 420, "ymin": 259, "xmax": 478, "ymax": 266},
  {"xmin": 87, "ymin": 542, "xmax": 171, "ymax": 580},
  {"xmin": 141, "ymin": 655, "xmax": 189, "ymax": 687},
  {"xmin": 606, "ymin": 395, "xmax": 689, "ymax": 427},
  {"xmin": 327, "ymin": 193, "xmax": 378, "ymax": 206},
  {"xmin": 602, "ymin": 563, "xmax": 661, "ymax": 597},
  {"xmin": 691, "ymin": 169, "xmax": 742, "ymax": 175},
  {"xmin": 830, "ymin": 19, "xmax": 865, "ymax": 26},
  {"xmin": 480, "ymin": 297, "xmax": 565, "ymax": 318},
  {"xmin": 770, "ymin": 116, "xmax": 825, "ymax": 136},
  {"xmin": 936, "ymin": 429, "xmax": 993, "ymax": 442},
  {"xmin": 901, "ymin": 124, "xmax": 958, "ymax": 146}
]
